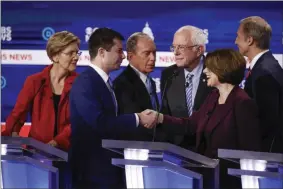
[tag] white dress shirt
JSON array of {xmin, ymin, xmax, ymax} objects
[
  {"xmin": 249, "ymin": 50, "xmax": 269, "ymax": 70},
  {"xmin": 130, "ymin": 64, "xmax": 148, "ymax": 87},
  {"xmin": 89, "ymin": 63, "xmax": 139, "ymax": 126}
]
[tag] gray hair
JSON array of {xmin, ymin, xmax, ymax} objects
[
  {"xmin": 126, "ymin": 32, "xmax": 152, "ymax": 53},
  {"xmin": 240, "ymin": 16, "xmax": 271, "ymax": 50},
  {"xmin": 176, "ymin": 25, "xmax": 208, "ymax": 51}
]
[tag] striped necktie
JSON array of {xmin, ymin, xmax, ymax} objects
[{"xmin": 185, "ymin": 73, "xmax": 194, "ymax": 116}]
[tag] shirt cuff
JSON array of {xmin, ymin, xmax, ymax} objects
[{"xmin": 134, "ymin": 113, "xmax": 139, "ymax": 127}]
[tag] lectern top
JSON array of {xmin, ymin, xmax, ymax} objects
[
  {"xmin": 218, "ymin": 149, "xmax": 283, "ymax": 164},
  {"xmin": 1, "ymin": 136, "xmax": 68, "ymax": 161},
  {"xmin": 102, "ymin": 139, "xmax": 219, "ymax": 168}
]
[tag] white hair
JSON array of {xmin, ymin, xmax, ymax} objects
[{"xmin": 176, "ymin": 25, "xmax": 208, "ymax": 52}]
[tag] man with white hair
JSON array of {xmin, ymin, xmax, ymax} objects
[{"xmin": 159, "ymin": 25, "xmax": 213, "ymax": 147}]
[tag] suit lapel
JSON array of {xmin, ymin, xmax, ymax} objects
[
  {"xmin": 90, "ymin": 67, "xmax": 117, "ymax": 115},
  {"xmin": 167, "ymin": 68, "xmax": 188, "ymax": 117},
  {"xmin": 126, "ymin": 66, "xmax": 153, "ymax": 109},
  {"xmin": 196, "ymin": 87, "xmax": 239, "ymax": 148},
  {"xmin": 194, "ymin": 70, "xmax": 209, "ymax": 111},
  {"xmin": 244, "ymin": 51, "xmax": 267, "ymax": 96}
]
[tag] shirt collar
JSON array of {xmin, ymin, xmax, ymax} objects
[
  {"xmin": 249, "ymin": 50, "xmax": 269, "ymax": 70},
  {"xmin": 130, "ymin": 64, "xmax": 148, "ymax": 84},
  {"xmin": 89, "ymin": 63, "xmax": 109, "ymax": 83},
  {"xmin": 184, "ymin": 60, "xmax": 203, "ymax": 79}
]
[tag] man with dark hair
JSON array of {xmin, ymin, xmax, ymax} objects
[
  {"xmin": 113, "ymin": 32, "xmax": 158, "ymax": 141},
  {"xmin": 235, "ymin": 16, "xmax": 283, "ymax": 153},
  {"xmin": 69, "ymin": 28, "xmax": 156, "ymax": 189}
]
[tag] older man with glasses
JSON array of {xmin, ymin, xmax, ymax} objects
[{"xmin": 159, "ymin": 25, "xmax": 213, "ymax": 149}]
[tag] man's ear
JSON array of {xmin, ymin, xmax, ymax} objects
[
  {"xmin": 127, "ymin": 52, "xmax": 133, "ymax": 60},
  {"xmin": 98, "ymin": 47, "xmax": 105, "ymax": 58},
  {"xmin": 247, "ymin": 36, "xmax": 254, "ymax": 46},
  {"xmin": 197, "ymin": 45, "xmax": 204, "ymax": 57}
]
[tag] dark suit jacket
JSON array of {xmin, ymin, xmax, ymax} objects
[
  {"xmin": 244, "ymin": 51, "xmax": 283, "ymax": 153},
  {"xmin": 113, "ymin": 65, "xmax": 159, "ymax": 141},
  {"xmin": 162, "ymin": 86, "xmax": 261, "ymax": 158},
  {"xmin": 69, "ymin": 66, "xmax": 137, "ymax": 187},
  {"xmin": 160, "ymin": 63, "xmax": 213, "ymax": 146}
]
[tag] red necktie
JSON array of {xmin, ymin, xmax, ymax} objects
[{"xmin": 245, "ymin": 68, "xmax": 251, "ymax": 79}]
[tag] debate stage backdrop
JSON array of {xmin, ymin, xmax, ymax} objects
[{"xmin": 1, "ymin": 1, "xmax": 283, "ymax": 130}]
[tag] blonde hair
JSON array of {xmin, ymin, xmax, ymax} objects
[{"xmin": 46, "ymin": 31, "xmax": 80, "ymax": 61}]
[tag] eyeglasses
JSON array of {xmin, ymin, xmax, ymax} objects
[
  {"xmin": 61, "ymin": 51, "xmax": 82, "ymax": 57},
  {"xmin": 170, "ymin": 45, "xmax": 198, "ymax": 52}
]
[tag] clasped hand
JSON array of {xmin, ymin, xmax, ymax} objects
[{"xmin": 138, "ymin": 109, "xmax": 163, "ymax": 129}]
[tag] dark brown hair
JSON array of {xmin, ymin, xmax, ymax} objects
[
  {"xmin": 205, "ymin": 49, "xmax": 246, "ymax": 85},
  {"xmin": 88, "ymin": 27, "xmax": 124, "ymax": 59}
]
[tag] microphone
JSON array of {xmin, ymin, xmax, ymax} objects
[
  {"xmin": 152, "ymin": 70, "xmax": 179, "ymax": 142},
  {"xmin": 10, "ymin": 79, "xmax": 46, "ymax": 135},
  {"xmin": 269, "ymin": 137, "xmax": 275, "ymax": 152}
]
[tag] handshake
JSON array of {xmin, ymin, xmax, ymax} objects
[{"xmin": 137, "ymin": 109, "xmax": 164, "ymax": 129}]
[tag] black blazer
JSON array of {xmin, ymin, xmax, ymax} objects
[
  {"xmin": 113, "ymin": 65, "xmax": 159, "ymax": 141},
  {"xmin": 244, "ymin": 51, "xmax": 283, "ymax": 153},
  {"xmin": 160, "ymin": 63, "xmax": 213, "ymax": 146}
]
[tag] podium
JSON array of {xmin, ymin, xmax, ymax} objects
[
  {"xmin": 218, "ymin": 149, "xmax": 283, "ymax": 189},
  {"xmin": 1, "ymin": 136, "xmax": 68, "ymax": 189},
  {"xmin": 102, "ymin": 139, "xmax": 219, "ymax": 189}
]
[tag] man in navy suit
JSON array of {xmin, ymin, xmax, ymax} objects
[
  {"xmin": 235, "ymin": 16, "xmax": 283, "ymax": 153},
  {"xmin": 69, "ymin": 28, "xmax": 156, "ymax": 189}
]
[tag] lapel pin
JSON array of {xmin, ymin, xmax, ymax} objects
[{"xmin": 203, "ymin": 79, "xmax": 206, "ymax": 82}]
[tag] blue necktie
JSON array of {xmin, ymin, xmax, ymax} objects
[
  {"xmin": 185, "ymin": 73, "xmax": 194, "ymax": 116},
  {"xmin": 146, "ymin": 76, "xmax": 157, "ymax": 110},
  {"xmin": 107, "ymin": 78, "xmax": 118, "ymax": 115}
]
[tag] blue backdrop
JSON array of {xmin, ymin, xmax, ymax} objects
[{"xmin": 1, "ymin": 1, "xmax": 283, "ymax": 122}]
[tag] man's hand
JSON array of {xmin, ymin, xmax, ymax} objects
[
  {"xmin": 48, "ymin": 140, "xmax": 58, "ymax": 147},
  {"xmin": 141, "ymin": 109, "xmax": 164, "ymax": 127},
  {"xmin": 137, "ymin": 109, "xmax": 164, "ymax": 129},
  {"xmin": 137, "ymin": 111, "xmax": 157, "ymax": 129}
]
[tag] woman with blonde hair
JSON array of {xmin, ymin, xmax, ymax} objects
[
  {"xmin": 3, "ymin": 30, "xmax": 81, "ymax": 189},
  {"xmin": 3, "ymin": 30, "xmax": 81, "ymax": 151},
  {"xmin": 3, "ymin": 31, "xmax": 81, "ymax": 151}
]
